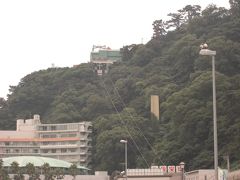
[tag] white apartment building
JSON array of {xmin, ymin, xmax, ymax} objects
[{"xmin": 0, "ymin": 115, "xmax": 92, "ymax": 167}]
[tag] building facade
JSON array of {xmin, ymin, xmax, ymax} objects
[
  {"xmin": 90, "ymin": 45, "xmax": 122, "ymax": 75},
  {"xmin": 0, "ymin": 115, "xmax": 92, "ymax": 167},
  {"xmin": 185, "ymin": 169, "xmax": 228, "ymax": 180}
]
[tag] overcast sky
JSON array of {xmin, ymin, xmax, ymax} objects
[{"xmin": 0, "ymin": 0, "xmax": 230, "ymax": 98}]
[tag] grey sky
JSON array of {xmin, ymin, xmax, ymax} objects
[{"xmin": 0, "ymin": 0, "xmax": 230, "ymax": 98}]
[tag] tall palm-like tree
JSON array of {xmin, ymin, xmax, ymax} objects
[
  {"xmin": 25, "ymin": 163, "xmax": 40, "ymax": 180},
  {"xmin": 69, "ymin": 164, "xmax": 78, "ymax": 180},
  {"xmin": 42, "ymin": 163, "xmax": 55, "ymax": 180},
  {"xmin": 55, "ymin": 168, "xmax": 65, "ymax": 179},
  {"xmin": 0, "ymin": 159, "xmax": 10, "ymax": 180},
  {"xmin": 10, "ymin": 161, "xmax": 24, "ymax": 180}
]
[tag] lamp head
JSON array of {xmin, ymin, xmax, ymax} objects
[
  {"xmin": 200, "ymin": 43, "xmax": 208, "ymax": 49},
  {"xmin": 120, "ymin": 140, "xmax": 127, "ymax": 143},
  {"xmin": 120, "ymin": 171, "xmax": 125, "ymax": 175},
  {"xmin": 179, "ymin": 162, "xmax": 185, "ymax": 169}
]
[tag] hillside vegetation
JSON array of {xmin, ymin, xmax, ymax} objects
[{"xmin": 0, "ymin": 1, "xmax": 240, "ymax": 173}]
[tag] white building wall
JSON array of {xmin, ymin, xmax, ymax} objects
[
  {"xmin": 185, "ymin": 170, "xmax": 215, "ymax": 180},
  {"xmin": 118, "ymin": 177, "xmax": 171, "ymax": 180},
  {"xmin": 0, "ymin": 131, "xmax": 35, "ymax": 138},
  {"xmin": 0, "ymin": 114, "xmax": 92, "ymax": 167}
]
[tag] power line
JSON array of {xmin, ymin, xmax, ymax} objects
[
  {"xmin": 108, "ymin": 76, "xmax": 166, "ymax": 166},
  {"xmin": 100, "ymin": 76, "xmax": 150, "ymax": 168}
]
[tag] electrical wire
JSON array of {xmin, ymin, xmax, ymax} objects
[
  {"xmin": 108, "ymin": 77, "xmax": 166, "ymax": 165},
  {"xmin": 100, "ymin": 76, "xmax": 150, "ymax": 168}
]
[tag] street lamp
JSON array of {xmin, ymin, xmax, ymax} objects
[
  {"xmin": 179, "ymin": 162, "xmax": 185, "ymax": 180},
  {"xmin": 120, "ymin": 139, "xmax": 128, "ymax": 180},
  {"xmin": 199, "ymin": 43, "xmax": 218, "ymax": 180}
]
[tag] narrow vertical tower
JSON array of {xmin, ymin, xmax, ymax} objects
[{"xmin": 151, "ymin": 95, "xmax": 160, "ymax": 120}]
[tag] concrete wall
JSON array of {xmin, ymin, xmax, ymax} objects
[
  {"xmin": 60, "ymin": 175, "xmax": 109, "ymax": 180},
  {"xmin": 118, "ymin": 177, "xmax": 171, "ymax": 180},
  {"xmin": 10, "ymin": 173, "xmax": 109, "ymax": 180},
  {"xmin": 185, "ymin": 170, "xmax": 215, "ymax": 180},
  {"xmin": 117, "ymin": 173, "xmax": 181, "ymax": 180},
  {"xmin": 228, "ymin": 169, "xmax": 240, "ymax": 180},
  {"xmin": 0, "ymin": 130, "xmax": 35, "ymax": 138}
]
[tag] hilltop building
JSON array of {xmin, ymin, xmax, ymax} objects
[
  {"xmin": 90, "ymin": 45, "xmax": 122, "ymax": 75},
  {"xmin": 0, "ymin": 115, "xmax": 92, "ymax": 167}
]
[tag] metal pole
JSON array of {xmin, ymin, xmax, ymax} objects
[
  {"xmin": 125, "ymin": 142, "xmax": 128, "ymax": 180},
  {"xmin": 212, "ymin": 55, "xmax": 218, "ymax": 180},
  {"xmin": 182, "ymin": 169, "xmax": 184, "ymax": 180},
  {"xmin": 226, "ymin": 155, "xmax": 230, "ymax": 172}
]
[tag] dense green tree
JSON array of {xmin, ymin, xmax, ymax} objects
[
  {"xmin": 41, "ymin": 163, "xmax": 55, "ymax": 180},
  {"xmin": 0, "ymin": 159, "xmax": 10, "ymax": 179},
  {"xmin": 179, "ymin": 5, "xmax": 201, "ymax": 21},
  {"xmin": 25, "ymin": 163, "xmax": 40, "ymax": 180},
  {"xmin": 120, "ymin": 44, "xmax": 141, "ymax": 62},
  {"xmin": 229, "ymin": 0, "xmax": 240, "ymax": 17},
  {"xmin": 166, "ymin": 12, "xmax": 184, "ymax": 30},
  {"xmin": 130, "ymin": 46, "xmax": 157, "ymax": 66},
  {"xmin": 152, "ymin": 19, "xmax": 166, "ymax": 39}
]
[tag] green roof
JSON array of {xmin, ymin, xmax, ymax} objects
[
  {"xmin": 91, "ymin": 49, "xmax": 122, "ymax": 61},
  {"xmin": 2, "ymin": 156, "xmax": 89, "ymax": 170}
]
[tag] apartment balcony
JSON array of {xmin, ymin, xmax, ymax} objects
[
  {"xmin": 80, "ymin": 135, "xmax": 87, "ymax": 140},
  {"xmin": 0, "ymin": 152, "xmax": 41, "ymax": 155},
  {"xmin": 41, "ymin": 152, "xmax": 81, "ymax": 156},
  {"xmin": 80, "ymin": 150, "xmax": 89, "ymax": 155},
  {"xmin": 40, "ymin": 144, "xmax": 78, "ymax": 149},
  {"xmin": 79, "ymin": 143, "xmax": 87, "ymax": 147},
  {"xmin": 0, "ymin": 144, "xmax": 39, "ymax": 148},
  {"xmin": 37, "ymin": 129, "xmax": 79, "ymax": 133},
  {"xmin": 80, "ymin": 158, "xmax": 86, "ymax": 162}
]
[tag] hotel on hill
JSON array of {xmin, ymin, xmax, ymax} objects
[{"xmin": 0, "ymin": 114, "xmax": 92, "ymax": 167}]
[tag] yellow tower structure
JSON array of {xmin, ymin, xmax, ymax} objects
[{"xmin": 151, "ymin": 95, "xmax": 160, "ymax": 120}]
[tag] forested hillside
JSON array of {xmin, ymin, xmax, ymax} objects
[{"xmin": 0, "ymin": 0, "xmax": 240, "ymax": 174}]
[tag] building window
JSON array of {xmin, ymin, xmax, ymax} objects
[
  {"xmin": 42, "ymin": 134, "xmax": 57, "ymax": 138},
  {"xmin": 51, "ymin": 149, "xmax": 56, "ymax": 153},
  {"xmin": 5, "ymin": 142, "xmax": 9, "ymax": 146},
  {"xmin": 61, "ymin": 149, "xmax": 67, "ymax": 153},
  {"xmin": 51, "ymin": 126, "xmax": 56, "ymax": 131},
  {"xmin": 39, "ymin": 126, "xmax": 47, "ymax": 131},
  {"xmin": 69, "ymin": 149, "xmax": 76, "ymax": 153},
  {"xmin": 42, "ymin": 150, "xmax": 48, "ymax": 153},
  {"xmin": 69, "ymin": 133, "xmax": 77, "ymax": 137},
  {"xmin": 14, "ymin": 149, "xmax": 19, "ymax": 153},
  {"xmin": 60, "ymin": 133, "xmax": 77, "ymax": 138},
  {"xmin": 69, "ymin": 124, "xmax": 77, "ymax": 130},
  {"xmin": 68, "ymin": 141, "xmax": 77, "ymax": 145},
  {"xmin": 22, "ymin": 149, "xmax": 29, "ymax": 153}
]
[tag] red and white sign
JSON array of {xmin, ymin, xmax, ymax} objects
[
  {"xmin": 159, "ymin": 166, "xmax": 167, "ymax": 173},
  {"xmin": 168, "ymin": 166, "xmax": 176, "ymax": 173}
]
